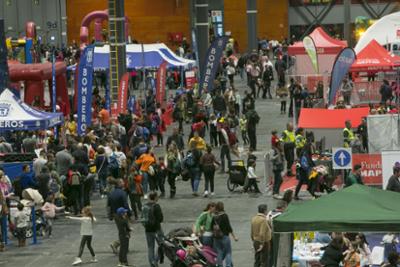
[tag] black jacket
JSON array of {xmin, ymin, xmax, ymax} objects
[
  {"xmin": 386, "ymin": 175, "xmax": 400, "ymax": 193},
  {"xmin": 211, "ymin": 212, "xmax": 233, "ymax": 236},
  {"xmin": 107, "ymin": 186, "xmax": 131, "ymax": 219},
  {"xmin": 115, "ymin": 214, "xmax": 131, "ymax": 238},
  {"xmin": 319, "ymin": 243, "xmax": 344, "ymax": 267},
  {"xmin": 144, "ymin": 202, "xmax": 163, "ymax": 233}
]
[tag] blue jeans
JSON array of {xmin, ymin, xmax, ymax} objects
[
  {"xmin": 201, "ymin": 235, "xmax": 213, "ymax": 247},
  {"xmin": 145, "ymin": 231, "xmax": 163, "ymax": 266},
  {"xmin": 214, "ymin": 235, "xmax": 232, "ymax": 267},
  {"xmin": 190, "ymin": 168, "xmax": 201, "ymax": 193},
  {"xmin": 142, "ymin": 172, "xmax": 149, "ymax": 194}
]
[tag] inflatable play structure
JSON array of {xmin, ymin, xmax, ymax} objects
[
  {"xmin": 8, "ymin": 61, "xmax": 70, "ymax": 115},
  {"xmin": 6, "ymin": 21, "xmax": 38, "ymax": 64},
  {"xmin": 5, "ymin": 22, "xmax": 69, "ymax": 114},
  {"xmin": 80, "ymin": 9, "xmax": 130, "ymax": 49}
]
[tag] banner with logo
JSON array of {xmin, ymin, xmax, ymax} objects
[
  {"xmin": 352, "ymin": 154, "xmax": 382, "ymax": 185},
  {"xmin": 77, "ymin": 45, "xmax": 95, "ymax": 136},
  {"xmin": 199, "ymin": 36, "xmax": 229, "ymax": 94},
  {"xmin": 328, "ymin": 48, "xmax": 356, "ymax": 105},
  {"xmin": 156, "ymin": 61, "xmax": 167, "ymax": 105},
  {"xmin": 128, "ymin": 95, "xmax": 136, "ymax": 113},
  {"xmin": 117, "ymin": 72, "xmax": 130, "ymax": 115},
  {"xmin": 303, "ymin": 36, "xmax": 319, "ymax": 74}
]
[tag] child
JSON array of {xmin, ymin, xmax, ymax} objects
[
  {"xmin": 67, "ymin": 207, "xmax": 97, "ymax": 265},
  {"xmin": 245, "ymin": 160, "xmax": 261, "ymax": 194},
  {"xmin": 14, "ymin": 203, "xmax": 29, "ymax": 247},
  {"xmin": 41, "ymin": 196, "xmax": 65, "ymax": 237},
  {"xmin": 127, "ymin": 167, "xmax": 143, "ymax": 220},
  {"xmin": 156, "ymin": 156, "xmax": 167, "ymax": 198},
  {"xmin": 343, "ymin": 241, "xmax": 361, "ymax": 267}
]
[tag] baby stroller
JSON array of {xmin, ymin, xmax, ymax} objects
[
  {"xmin": 227, "ymin": 160, "xmax": 247, "ymax": 192},
  {"xmin": 161, "ymin": 228, "xmax": 217, "ymax": 267}
]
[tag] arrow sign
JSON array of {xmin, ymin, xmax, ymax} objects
[{"xmin": 332, "ymin": 147, "xmax": 352, "ymax": 170}]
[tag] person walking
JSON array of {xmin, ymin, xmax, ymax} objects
[
  {"xmin": 184, "ymin": 143, "xmax": 202, "ymax": 196},
  {"xmin": 246, "ymin": 107, "xmax": 260, "ymax": 151},
  {"xmin": 165, "ymin": 143, "xmax": 181, "ymax": 198},
  {"xmin": 114, "ymin": 207, "xmax": 132, "ymax": 267},
  {"xmin": 68, "ymin": 207, "xmax": 98, "ymax": 266},
  {"xmin": 244, "ymin": 159, "xmax": 261, "ymax": 194},
  {"xmin": 271, "ymin": 139, "xmax": 284, "ymax": 199},
  {"xmin": 251, "ymin": 204, "xmax": 272, "ymax": 267},
  {"xmin": 127, "ymin": 167, "xmax": 143, "ymax": 220},
  {"xmin": 200, "ymin": 145, "xmax": 220, "ymax": 197},
  {"xmin": 142, "ymin": 192, "xmax": 164, "ymax": 267},
  {"xmin": 212, "ymin": 201, "xmax": 238, "ymax": 267},
  {"xmin": 108, "ymin": 179, "xmax": 131, "ymax": 255},
  {"xmin": 135, "ymin": 147, "xmax": 156, "ymax": 199},
  {"xmin": 194, "ymin": 202, "xmax": 216, "ymax": 247},
  {"xmin": 281, "ymin": 123, "xmax": 295, "ymax": 176},
  {"xmin": 294, "ymin": 143, "xmax": 316, "ymax": 200}
]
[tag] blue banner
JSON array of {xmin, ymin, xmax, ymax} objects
[
  {"xmin": 328, "ymin": 48, "xmax": 356, "ymax": 105},
  {"xmin": 77, "ymin": 45, "xmax": 95, "ymax": 136},
  {"xmin": 199, "ymin": 36, "xmax": 229, "ymax": 94},
  {"xmin": 128, "ymin": 95, "xmax": 135, "ymax": 113}
]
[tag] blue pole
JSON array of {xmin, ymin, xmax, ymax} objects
[
  {"xmin": 1, "ymin": 214, "xmax": 7, "ymax": 245},
  {"xmin": 52, "ymin": 49, "xmax": 58, "ymax": 139},
  {"xmin": 31, "ymin": 206, "xmax": 37, "ymax": 245}
]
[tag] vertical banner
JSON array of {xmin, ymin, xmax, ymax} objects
[
  {"xmin": 328, "ymin": 48, "xmax": 356, "ymax": 105},
  {"xmin": 199, "ymin": 36, "xmax": 229, "ymax": 94},
  {"xmin": 77, "ymin": 45, "xmax": 95, "ymax": 136},
  {"xmin": 51, "ymin": 49, "xmax": 57, "ymax": 138},
  {"xmin": 0, "ymin": 19, "xmax": 9, "ymax": 93},
  {"xmin": 105, "ymin": 72, "xmax": 110, "ymax": 111},
  {"xmin": 156, "ymin": 61, "xmax": 167, "ymax": 105},
  {"xmin": 303, "ymin": 36, "xmax": 319, "ymax": 74},
  {"xmin": 117, "ymin": 72, "xmax": 130, "ymax": 115}
]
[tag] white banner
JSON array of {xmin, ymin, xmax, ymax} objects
[{"xmin": 381, "ymin": 150, "xmax": 400, "ymax": 189}]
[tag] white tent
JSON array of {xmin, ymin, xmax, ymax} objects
[
  {"xmin": 355, "ymin": 12, "xmax": 400, "ymax": 53},
  {"xmin": 0, "ymin": 89, "xmax": 63, "ymax": 131}
]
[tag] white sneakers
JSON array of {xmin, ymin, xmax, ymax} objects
[
  {"xmin": 144, "ymin": 194, "xmax": 148, "ymax": 200},
  {"xmin": 72, "ymin": 257, "xmax": 97, "ymax": 265},
  {"xmin": 203, "ymin": 190, "xmax": 209, "ymax": 197},
  {"xmin": 72, "ymin": 257, "xmax": 82, "ymax": 266}
]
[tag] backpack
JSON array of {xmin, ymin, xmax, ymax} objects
[
  {"xmin": 108, "ymin": 154, "xmax": 119, "ymax": 173},
  {"xmin": 142, "ymin": 127, "xmax": 150, "ymax": 141},
  {"xmin": 49, "ymin": 178, "xmax": 60, "ymax": 194},
  {"xmin": 184, "ymin": 152, "xmax": 195, "ymax": 168},
  {"xmin": 300, "ymin": 155, "xmax": 309, "ymax": 171},
  {"xmin": 249, "ymin": 111, "xmax": 260, "ymax": 124},
  {"xmin": 212, "ymin": 215, "xmax": 224, "ymax": 239},
  {"xmin": 150, "ymin": 120, "xmax": 158, "ymax": 134},
  {"xmin": 141, "ymin": 203, "xmax": 156, "ymax": 228},
  {"xmin": 69, "ymin": 171, "xmax": 81, "ymax": 185}
]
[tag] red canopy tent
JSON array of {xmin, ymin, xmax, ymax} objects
[
  {"xmin": 288, "ymin": 27, "xmax": 347, "ymax": 55},
  {"xmin": 350, "ymin": 39, "xmax": 400, "ymax": 72},
  {"xmin": 288, "ymin": 27, "xmax": 347, "ymax": 76},
  {"xmin": 298, "ymin": 107, "xmax": 370, "ymax": 147}
]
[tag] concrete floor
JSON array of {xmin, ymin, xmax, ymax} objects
[{"xmin": 0, "ymin": 77, "xmax": 292, "ymax": 267}]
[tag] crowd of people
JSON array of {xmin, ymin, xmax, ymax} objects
[{"xmin": 1, "ymin": 34, "xmax": 400, "ymax": 267}]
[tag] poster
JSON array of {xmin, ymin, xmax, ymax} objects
[
  {"xmin": 185, "ymin": 70, "xmax": 196, "ymax": 89},
  {"xmin": 352, "ymin": 154, "xmax": 382, "ymax": 185}
]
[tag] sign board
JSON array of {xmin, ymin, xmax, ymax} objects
[
  {"xmin": 352, "ymin": 154, "xmax": 382, "ymax": 185},
  {"xmin": 185, "ymin": 70, "xmax": 196, "ymax": 89},
  {"xmin": 332, "ymin": 147, "xmax": 352, "ymax": 170}
]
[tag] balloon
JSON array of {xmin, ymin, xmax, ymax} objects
[{"xmin": 176, "ymin": 249, "xmax": 186, "ymax": 261}]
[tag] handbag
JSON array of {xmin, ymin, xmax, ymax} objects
[
  {"xmin": 181, "ymin": 168, "xmax": 190, "ymax": 181},
  {"xmin": 148, "ymin": 165, "xmax": 155, "ymax": 176}
]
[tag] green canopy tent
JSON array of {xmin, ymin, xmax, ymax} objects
[
  {"xmin": 274, "ymin": 184, "xmax": 400, "ymax": 233},
  {"xmin": 271, "ymin": 185, "xmax": 400, "ymax": 266}
]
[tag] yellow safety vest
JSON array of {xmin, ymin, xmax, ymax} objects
[
  {"xmin": 295, "ymin": 134, "xmax": 306, "ymax": 149},
  {"xmin": 343, "ymin": 128, "xmax": 355, "ymax": 147},
  {"xmin": 282, "ymin": 130, "xmax": 295, "ymax": 143}
]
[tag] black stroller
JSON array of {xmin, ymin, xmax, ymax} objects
[
  {"xmin": 161, "ymin": 228, "xmax": 217, "ymax": 267},
  {"xmin": 227, "ymin": 160, "xmax": 247, "ymax": 192}
]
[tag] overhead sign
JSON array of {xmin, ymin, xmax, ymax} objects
[{"xmin": 333, "ymin": 147, "xmax": 352, "ymax": 170}]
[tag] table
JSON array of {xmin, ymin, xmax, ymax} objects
[{"xmin": 292, "ymin": 241, "xmax": 326, "ymax": 267}]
